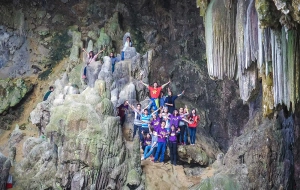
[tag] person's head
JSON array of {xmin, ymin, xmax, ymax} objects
[
  {"xmin": 152, "ymin": 114, "xmax": 157, "ymax": 120},
  {"xmin": 124, "ymin": 100, "xmax": 129, "ymax": 106},
  {"xmin": 171, "ymin": 124, "xmax": 175, "ymax": 131},
  {"xmin": 146, "ymin": 133, "xmax": 151, "ymax": 139},
  {"xmin": 158, "ymin": 111, "xmax": 162, "ymax": 118},
  {"xmin": 144, "ymin": 109, "xmax": 148, "ymax": 115},
  {"xmin": 160, "ymin": 91, "xmax": 164, "ymax": 98},
  {"xmin": 163, "ymin": 107, "xmax": 168, "ymax": 113},
  {"xmin": 49, "ymin": 86, "xmax": 54, "ymax": 91},
  {"xmin": 161, "ymin": 120, "xmax": 166, "ymax": 128},
  {"xmin": 191, "ymin": 109, "xmax": 196, "ymax": 115},
  {"xmin": 179, "ymin": 107, "xmax": 184, "ymax": 114},
  {"xmin": 168, "ymin": 90, "xmax": 172, "ymax": 96},
  {"xmin": 137, "ymin": 103, "xmax": 141, "ymax": 110},
  {"xmin": 126, "ymin": 36, "xmax": 131, "ymax": 42},
  {"xmin": 153, "ymin": 82, "xmax": 158, "ymax": 88},
  {"xmin": 89, "ymin": 51, "xmax": 94, "ymax": 58},
  {"xmin": 173, "ymin": 109, "xmax": 178, "ymax": 116},
  {"xmin": 110, "ymin": 52, "xmax": 114, "ymax": 58}
]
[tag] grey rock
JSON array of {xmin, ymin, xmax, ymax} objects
[
  {"xmin": 0, "ymin": 152, "xmax": 11, "ymax": 189},
  {"xmin": 124, "ymin": 47, "xmax": 137, "ymax": 60}
]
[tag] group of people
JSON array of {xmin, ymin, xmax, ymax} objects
[
  {"xmin": 81, "ymin": 36, "xmax": 133, "ymax": 80},
  {"xmin": 80, "ymin": 35, "xmax": 201, "ymax": 166},
  {"xmin": 118, "ymin": 80, "xmax": 200, "ymax": 165}
]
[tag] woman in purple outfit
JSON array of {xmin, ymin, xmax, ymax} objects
[{"xmin": 169, "ymin": 124, "xmax": 180, "ymax": 165}]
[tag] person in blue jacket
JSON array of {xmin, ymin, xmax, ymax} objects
[{"xmin": 109, "ymin": 52, "xmax": 120, "ymax": 73}]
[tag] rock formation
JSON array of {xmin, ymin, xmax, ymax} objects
[{"xmin": 1, "ymin": 0, "xmax": 300, "ymax": 189}]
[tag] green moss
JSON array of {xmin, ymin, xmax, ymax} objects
[
  {"xmin": 255, "ymin": 0, "xmax": 280, "ymax": 28},
  {"xmin": 197, "ymin": 175, "xmax": 240, "ymax": 190}
]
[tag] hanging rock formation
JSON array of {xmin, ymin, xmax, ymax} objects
[{"xmin": 202, "ymin": 0, "xmax": 300, "ymax": 115}]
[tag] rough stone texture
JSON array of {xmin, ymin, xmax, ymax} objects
[
  {"xmin": 0, "ymin": 78, "xmax": 33, "ymax": 117},
  {"xmin": 0, "ymin": 152, "xmax": 11, "ymax": 189},
  {"xmin": 193, "ymin": 108, "xmax": 296, "ymax": 190},
  {"xmin": 18, "ymin": 79, "xmax": 143, "ymax": 189}
]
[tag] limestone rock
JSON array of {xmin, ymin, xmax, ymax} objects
[
  {"xmin": 0, "ymin": 152, "xmax": 11, "ymax": 189},
  {"xmin": 178, "ymin": 145, "xmax": 209, "ymax": 166},
  {"xmin": 36, "ymin": 26, "xmax": 50, "ymax": 36},
  {"xmin": 21, "ymin": 76, "xmax": 143, "ymax": 189},
  {"xmin": 0, "ymin": 78, "xmax": 32, "ymax": 116},
  {"xmin": 124, "ymin": 47, "xmax": 137, "ymax": 60}
]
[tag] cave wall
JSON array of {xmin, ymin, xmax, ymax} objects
[{"xmin": 199, "ymin": 0, "xmax": 300, "ymax": 189}]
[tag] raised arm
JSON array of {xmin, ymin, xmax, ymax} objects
[
  {"xmin": 139, "ymin": 80, "xmax": 149, "ymax": 88},
  {"xmin": 94, "ymin": 48, "xmax": 105, "ymax": 58},
  {"xmin": 161, "ymin": 79, "xmax": 171, "ymax": 89},
  {"xmin": 82, "ymin": 48, "xmax": 88, "ymax": 55},
  {"xmin": 177, "ymin": 90, "xmax": 185, "ymax": 97},
  {"xmin": 142, "ymin": 102, "xmax": 151, "ymax": 110},
  {"xmin": 151, "ymin": 107, "xmax": 161, "ymax": 116}
]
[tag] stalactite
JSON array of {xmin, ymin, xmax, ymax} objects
[
  {"xmin": 203, "ymin": 0, "xmax": 300, "ymax": 113},
  {"xmin": 205, "ymin": 0, "xmax": 237, "ymax": 80}
]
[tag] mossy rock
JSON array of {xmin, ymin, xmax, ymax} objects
[
  {"xmin": 0, "ymin": 78, "xmax": 32, "ymax": 114},
  {"xmin": 194, "ymin": 174, "xmax": 240, "ymax": 190}
]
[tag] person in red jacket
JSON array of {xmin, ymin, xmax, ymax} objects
[
  {"xmin": 188, "ymin": 109, "xmax": 200, "ymax": 145},
  {"xmin": 140, "ymin": 80, "xmax": 170, "ymax": 113}
]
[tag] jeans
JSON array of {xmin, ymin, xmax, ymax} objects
[
  {"xmin": 133, "ymin": 124, "xmax": 141, "ymax": 139},
  {"xmin": 112, "ymin": 63, "xmax": 115, "ymax": 73},
  {"xmin": 179, "ymin": 125, "xmax": 187, "ymax": 143},
  {"xmin": 154, "ymin": 142, "xmax": 166, "ymax": 162},
  {"xmin": 144, "ymin": 145, "xmax": 157, "ymax": 159},
  {"xmin": 121, "ymin": 51, "xmax": 125, "ymax": 60},
  {"xmin": 169, "ymin": 141, "xmax": 178, "ymax": 165},
  {"xmin": 189, "ymin": 127, "xmax": 196, "ymax": 144},
  {"xmin": 148, "ymin": 98, "xmax": 159, "ymax": 113}
]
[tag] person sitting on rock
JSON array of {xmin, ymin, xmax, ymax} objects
[
  {"xmin": 43, "ymin": 86, "xmax": 54, "ymax": 101},
  {"xmin": 141, "ymin": 128, "xmax": 158, "ymax": 161},
  {"xmin": 109, "ymin": 52, "xmax": 120, "ymax": 73},
  {"xmin": 121, "ymin": 36, "xmax": 132, "ymax": 60},
  {"xmin": 140, "ymin": 79, "xmax": 170, "ymax": 113},
  {"xmin": 188, "ymin": 109, "xmax": 200, "ymax": 145},
  {"xmin": 142, "ymin": 133, "xmax": 152, "ymax": 151},
  {"xmin": 117, "ymin": 100, "xmax": 129, "ymax": 127},
  {"xmin": 154, "ymin": 120, "xmax": 168, "ymax": 163},
  {"xmin": 82, "ymin": 48, "xmax": 105, "ymax": 79},
  {"xmin": 168, "ymin": 124, "xmax": 179, "ymax": 165},
  {"xmin": 165, "ymin": 88, "xmax": 185, "ymax": 114}
]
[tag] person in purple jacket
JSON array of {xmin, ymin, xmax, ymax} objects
[
  {"xmin": 169, "ymin": 109, "xmax": 190, "ymax": 142},
  {"xmin": 154, "ymin": 120, "xmax": 168, "ymax": 163},
  {"xmin": 169, "ymin": 124, "xmax": 180, "ymax": 165},
  {"xmin": 142, "ymin": 133, "xmax": 152, "ymax": 151},
  {"xmin": 151, "ymin": 114, "xmax": 161, "ymax": 132}
]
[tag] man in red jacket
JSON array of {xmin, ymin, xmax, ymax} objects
[{"xmin": 140, "ymin": 79, "xmax": 170, "ymax": 113}]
